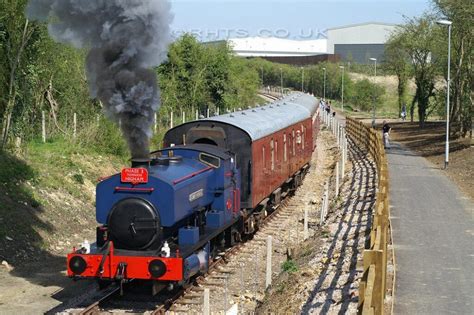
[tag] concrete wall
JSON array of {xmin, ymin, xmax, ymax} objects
[
  {"xmin": 327, "ymin": 23, "xmax": 397, "ymax": 54},
  {"xmin": 335, "ymin": 44, "xmax": 386, "ymax": 64}
]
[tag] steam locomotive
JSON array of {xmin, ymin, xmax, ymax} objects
[{"xmin": 67, "ymin": 93, "xmax": 319, "ymax": 293}]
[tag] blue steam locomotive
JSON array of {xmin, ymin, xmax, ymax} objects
[{"xmin": 67, "ymin": 93, "xmax": 318, "ymax": 293}]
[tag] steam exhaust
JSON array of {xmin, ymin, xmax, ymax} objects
[{"xmin": 26, "ymin": 0, "xmax": 173, "ymax": 158}]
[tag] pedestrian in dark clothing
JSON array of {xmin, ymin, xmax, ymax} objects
[
  {"xmin": 401, "ymin": 104, "xmax": 407, "ymax": 121},
  {"xmin": 382, "ymin": 120, "xmax": 391, "ymax": 149}
]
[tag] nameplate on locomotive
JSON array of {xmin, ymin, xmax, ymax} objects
[
  {"xmin": 121, "ymin": 168, "xmax": 149, "ymax": 184},
  {"xmin": 189, "ymin": 189, "xmax": 204, "ymax": 202}
]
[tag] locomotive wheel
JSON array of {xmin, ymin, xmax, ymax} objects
[{"xmin": 225, "ymin": 227, "xmax": 241, "ymax": 247}]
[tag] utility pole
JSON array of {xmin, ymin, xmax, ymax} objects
[
  {"xmin": 323, "ymin": 67, "xmax": 326, "ymax": 100},
  {"xmin": 436, "ymin": 19, "xmax": 452, "ymax": 169},
  {"xmin": 301, "ymin": 67, "xmax": 304, "ymax": 92},
  {"xmin": 339, "ymin": 65, "xmax": 344, "ymax": 111},
  {"xmin": 280, "ymin": 68, "xmax": 283, "ymax": 97}
]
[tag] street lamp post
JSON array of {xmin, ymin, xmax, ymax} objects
[
  {"xmin": 339, "ymin": 65, "xmax": 344, "ymax": 112},
  {"xmin": 369, "ymin": 57, "xmax": 377, "ymax": 127},
  {"xmin": 323, "ymin": 67, "xmax": 326, "ymax": 100},
  {"xmin": 437, "ymin": 19, "xmax": 452, "ymax": 169},
  {"xmin": 280, "ymin": 68, "xmax": 283, "ymax": 97},
  {"xmin": 301, "ymin": 67, "xmax": 304, "ymax": 92}
]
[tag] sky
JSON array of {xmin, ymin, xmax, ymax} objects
[{"xmin": 169, "ymin": 0, "xmax": 432, "ymax": 41}]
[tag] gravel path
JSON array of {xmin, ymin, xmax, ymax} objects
[{"xmin": 300, "ymin": 140, "xmax": 377, "ymax": 314}]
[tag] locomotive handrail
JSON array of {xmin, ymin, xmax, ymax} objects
[
  {"xmin": 172, "ymin": 166, "xmax": 213, "ymax": 185},
  {"xmin": 345, "ymin": 117, "xmax": 390, "ymax": 315},
  {"xmin": 114, "ymin": 187, "xmax": 155, "ymax": 193}
]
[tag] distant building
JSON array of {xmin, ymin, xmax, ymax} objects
[
  {"xmin": 204, "ymin": 22, "xmax": 398, "ymax": 65},
  {"xmin": 326, "ymin": 22, "xmax": 397, "ymax": 64},
  {"xmin": 226, "ymin": 37, "xmax": 327, "ymax": 58}
]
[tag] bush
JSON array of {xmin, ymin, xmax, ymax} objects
[
  {"xmin": 349, "ymin": 79, "xmax": 385, "ymax": 111},
  {"xmin": 74, "ymin": 118, "xmax": 128, "ymax": 157},
  {"xmin": 281, "ymin": 260, "xmax": 298, "ymax": 273}
]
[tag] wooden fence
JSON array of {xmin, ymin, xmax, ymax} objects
[{"xmin": 345, "ymin": 117, "xmax": 390, "ymax": 315}]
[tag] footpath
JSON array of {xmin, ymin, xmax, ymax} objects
[{"xmin": 387, "ymin": 142, "xmax": 474, "ymax": 314}]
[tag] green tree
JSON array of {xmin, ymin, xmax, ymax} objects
[
  {"xmin": 0, "ymin": 0, "xmax": 36, "ymax": 147},
  {"xmin": 393, "ymin": 15, "xmax": 439, "ymax": 126},
  {"xmin": 384, "ymin": 34, "xmax": 412, "ymax": 117},
  {"xmin": 433, "ymin": 0, "xmax": 473, "ymax": 137},
  {"xmin": 158, "ymin": 34, "xmax": 260, "ymax": 120}
]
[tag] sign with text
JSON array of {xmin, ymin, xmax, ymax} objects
[{"xmin": 121, "ymin": 168, "xmax": 148, "ymax": 184}]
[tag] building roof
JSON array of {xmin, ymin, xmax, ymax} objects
[
  {"xmin": 199, "ymin": 93, "xmax": 318, "ymax": 141},
  {"xmin": 327, "ymin": 21, "xmax": 398, "ymax": 31},
  {"xmin": 225, "ymin": 37, "xmax": 327, "ymax": 57}
]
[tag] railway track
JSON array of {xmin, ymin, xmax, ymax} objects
[
  {"xmin": 258, "ymin": 92, "xmax": 282, "ymax": 102},
  {"xmin": 55, "ymin": 193, "xmax": 292, "ymax": 315}
]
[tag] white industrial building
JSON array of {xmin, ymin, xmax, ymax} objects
[
  {"xmin": 207, "ymin": 22, "xmax": 397, "ymax": 64},
  {"xmin": 227, "ymin": 37, "xmax": 327, "ymax": 57}
]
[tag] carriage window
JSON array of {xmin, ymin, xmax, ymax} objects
[
  {"xmin": 270, "ymin": 140, "xmax": 275, "ymax": 171},
  {"xmin": 199, "ymin": 153, "xmax": 220, "ymax": 168},
  {"xmin": 302, "ymin": 128, "xmax": 305, "ymax": 150},
  {"xmin": 275, "ymin": 140, "xmax": 278, "ymax": 162},
  {"xmin": 283, "ymin": 134, "xmax": 287, "ymax": 162}
]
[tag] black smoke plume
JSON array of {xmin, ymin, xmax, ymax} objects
[{"xmin": 26, "ymin": 0, "xmax": 173, "ymax": 158}]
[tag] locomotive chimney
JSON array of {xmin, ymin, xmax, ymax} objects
[{"xmin": 131, "ymin": 158, "xmax": 151, "ymax": 169}]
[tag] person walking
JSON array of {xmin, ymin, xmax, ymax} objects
[
  {"xmin": 382, "ymin": 120, "xmax": 391, "ymax": 149},
  {"xmin": 401, "ymin": 104, "xmax": 407, "ymax": 121}
]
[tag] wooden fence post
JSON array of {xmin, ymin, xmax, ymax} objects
[
  {"xmin": 42, "ymin": 111, "xmax": 46, "ymax": 143},
  {"xmin": 203, "ymin": 288, "xmax": 210, "ymax": 315},
  {"xmin": 265, "ymin": 236, "xmax": 272, "ymax": 289},
  {"xmin": 304, "ymin": 207, "xmax": 309, "ymax": 240},
  {"xmin": 170, "ymin": 111, "xmax": 174, "ymax": 128}
]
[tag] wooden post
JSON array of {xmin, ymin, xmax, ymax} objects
[
  {"xmin": 265, "ymin": 236, "xmax": 272, "ymax": 289},
  {"xmin": 203, "ymin": 288, "xmax": 210, "ymax": 315},
  {"xmin": 41, "ymin": 111, "xmax": 46, "ymax": 143},
  {"xmin": 182, "ymin": 111, "xmax": 185, "ymax": 124},
  {"xmin": 336, "ymin": 161, "xmax": 340, "ymax": 197},
  {"xmin": 217, "ymin": 107, "xmax": 220, "ymax": 116},
  {"xmin": 324, "ymin": 182, "xmax": 329, "ymax": 217},
  {"xmin": 207, "ymin": 108, "xmax": 210, "ymax": 118},
  {"xmin": 170, "ymin": 111, "xmax": 174, "ymax": 128},
  {"xmin": 304, "ymin": 207, "xmax": 309, "ymax": 240},
  {"xmin": 73, "ymin": 113, "xmax": 77, "ymax": 139},
  {"xmin": 342, "ymin": 139, "xmax": 346, "ymax": 177}
]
